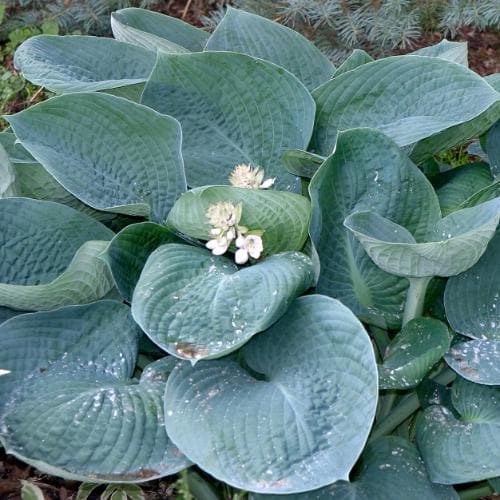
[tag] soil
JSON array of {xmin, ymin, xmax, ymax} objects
[{"xmin": 0, "ymin": 1, "xmax": 499, "ymax": 498}]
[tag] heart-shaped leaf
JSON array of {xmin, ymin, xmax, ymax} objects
[
  {"xmin": 410, "ymin": 102, "xmax": 500, "ymax": 163},
  {"xmin": 311, "ymin": 56, "xmax": 499, "ymax": 155},
  {"xmin": 445, "ymin": 231, "xmax": 500, "ymax": 340},
  {"xmin": 0, "ymin": 301, "xmax": 189, "ymax": 482},
  {"xmin": 0, "ymin": 306, "xmax": 24, "ymax": 325},
  {"xmin": 7, "ymin": 92, "xmax": 187, "ymax": 223},
  {"xmin": 487, "ymin": 74, "xmax": 500, "ymax": 92},
  {"xmin": 250, "ymin": 437, "xmax": 457, "ymax": 499},
  {"xmin": 344, "ymin": 198, "xmax": 500, "ymax": 277},
  {"xmin": 0, "ymin": 240, "xmax": 114, "ymax": 311},
  {"xmin": 164, "ymin": 295, "xmax": 378, "ymax": 494},
  {"xmin": 205, "ymin": 7, "xmax": 335, "ymax": 91},
  {"xmin": 446, "ymin": 340, "xmax": 500, "ymax": 385},
  {"xmin": 132, "ymin": 244, "xmax": 315, "ymax": 360},
  {"xmin": 105, "ymin": 222, "xmax": 181, "ymax": 302},
  {"xmin": 309, "ymin": 128, "xmax": 441, "ymax": 328},
  {"xmin": 141, "ymin": 51, "xmax": 315, "ymax": 190},
  {"xmin": 434, "ymin": 162, "xmax": 493, "ymax": 216},
  {"xmin": 379, "ymin": 318, "xmax": 451, "ymax": 389},
  {"xmin": 14, "ymin": 35, "xmax": 156, "ymax": 93},
  {"xmin": 282, "ymin": 150, "xmax": 324, "ymax": 179},
  {"xmin": 410, "ymin": 40, "xmax": 468, "ymax": 66},
  {"xmin": 333, "ymin": 49, "xmax": 373, "ymax": 77},
  {"xmin": 0, "ymin": 197, "xmax": 112, "ymax": 296},
  {"xmin": 111, "ymin": 8, "xmax": 209, "ymax": 53},
  {"xmin": 166, "ymin": 186, "xmax": 310, "ymax": 256},
  {"xmin": 416, "ymin": 377, "xmax": 500, "ymax": 484}
]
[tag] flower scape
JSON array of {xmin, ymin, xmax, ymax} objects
[{"xmin": 0, "ymin": 5, "xmax": 499, "ymax": 499}]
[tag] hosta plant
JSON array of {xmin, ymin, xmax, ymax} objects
[{"xmin": 0, "ymin": 6, "xmax": 499, "ymax": 498}]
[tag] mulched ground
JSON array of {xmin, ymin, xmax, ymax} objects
[{"xmin": 0, "ymin": 1, "xmax": 499, "ymax": 498}]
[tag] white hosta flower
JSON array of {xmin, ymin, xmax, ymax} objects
[
  {"xmin": 235, "ymin": 234, "xmax": 264, "ymax": 264},
  {"xmin": 0, "ymin": 369, "xmax": 11, "ymax": 376},
  {"xmin": 206, "ymin": 201, "xmax": 242, "ymax": 232},
  {"xmin": 229, "ymin": 164, "xmax": 275, "ymax": 189},
  {"xmin": 206, "ymin": 235, "xmax": 230, "ymax": 256}
]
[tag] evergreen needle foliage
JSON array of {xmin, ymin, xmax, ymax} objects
[{"xmin": 204, "ymin": 0, "xmax": 500, "ymax": 63}]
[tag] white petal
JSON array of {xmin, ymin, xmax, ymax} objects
[
  {"xmin": 235, "ymin": 235, "xmax": 246, "ymax": 248},
  {"xmin": 235, "ymin": 248, "xmax": 249, "ymax": 264},
  {"xmin": 0, "ymin": 369, "xmax": 11, "ymax": 376},
  {"xmin": 260, "ymin": 178, "xmax": 276, "ymax": 189},
  {"xmin": 206, "ymin": 239, "xmax": 218, "ymax": 250},
  {"xmin": 212, "ymin": 242, "xmax": 229, "ymax": 255}
]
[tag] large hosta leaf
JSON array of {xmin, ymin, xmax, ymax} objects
[
  {"xmin": 411, "ymin": 40, "xmax": 467, "ymax": 66},
  {"xmin": 379, "ymin": 318, "xmax": 451, "ymax": 389},
  {"xmin": 410, "ymin": 101, "xmax": 500, "ymax": 163},
  {"xmin": 167, "ymin": 186, "xmax": 310, "ymax": 255},
  {"xmin": 141, "ymin": 51, "xmax": 315, "ymax": 190},
  {"xmin": 7, "ymin": 93, "xmax": 186, "ymax": 222},
  {"xmin": 111, "ymin": 8, "xmax": 209, "ymax": 53},
  {"xmin": 205, "ymin": 7, "xmax": 335, "ymax": 91},
  {"xmin": 333, "ymin": 49, "xmax": 373, "ymax": 77},
  {"xmin": 132, "ymin": 244, "xmax": 315, "ymax": 360},
  {"xmin": 250, "ymin": 437, "xmax": 457, "ymax": 499},
  {"xmin": 344, "ymin": 198, "xmax": 500, "ymax": 277},
  {"xmin": 311, "ymin": 56, "xmax": 499, "ymax": 155},
  {"xmin": 445, "ymin": 231, "xmax": 500, "ymax": 340},
  {"xmin": 0, "ymin": 240, "xmax": 114, "ymax": 311},
  {"xmin": 105, "ymin": 222, "xmax": 181, "ymax": 302},
  {"xmin": 0, "ymin": 197, "xmax": 112, "ymax": 285},
  {"xmin": 309, "ymin": 128, "xmax": 441, "ymax": 328},
  {"xmin": 446, "ymin": 340, "xmax": 500, "ymax": 385},
  {"xmin": 484, "ymin": 119, "xmax": 500, "ymax": 178},
  {"xmin": 164, "ymin": 295, "xmax": 378, "ymax": 494},
  {"xmin": 14, "ymin": 35, "xmax": 156, "ymax": 93},
  {"xmin": 434, "ymin": 162, "xmax": 493, "ymax": 216},
  {"xmin": 416, "ymin": 377, "xmax": 500, "ymax": 484},
  {"xmin": 0, "ymin": 301, "xmax": 189, "ymax": 482}
]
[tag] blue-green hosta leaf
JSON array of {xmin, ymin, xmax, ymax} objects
[
  {"xmin": 0, "ymin": 142, "xmax": 15, "ymax": 198},
  {"xmin": 458, "ymin": 181, "xmax": 500, "ymax": 210},
  {"xmin": 0, "ymin": 307, "xmax": 24, "ymax": 325},
  {"xmin": 0, "ymin": 129, "xmax": 36, "ymax": 164},
  {"xmin": 164, "ymin": 295, "xmax": 378, "ymax": 494},
  {"xmin": 344, "ymin": 198, "xmax": 500, "ymax": 278},
  {"xmin": 484, "ymin": 120, "xmax": 500, "ymax": 178},
  {"xmin": 312, "ymin": 56, "xmax": 499, "ymax": 155},
  {"xmin": 111, "ymin": 8, "xmax": 209, "ymax": 53},
  {"xmin": 0, "ymin": 197, "xmax": 112, "ymax": 285},
  {"xmin": 105, "ymin": 222, "xmax": 181, "ymax": 302},
  {"xmin": 445, "ymin": 231, "xmax": 500, "ymax": 340},
  {"xmin": 166, "ymin": 186, "xmax": 310, "ymax": 256},
  {"xmin": 0, "ymin": 301, "xmax": 137, "ymax": 414},
  {"xmin": 333, "ymin": 49, "xmax": 373, "ymax": 77},
  {"xmin": 486, "ymin": 74, "xmax": 500, "ymax": 92},
  {"xmin": 410, "ymin": 101, "xmax": 500, "ymax": 164},
  {"xmin": 379, "ymin": 318, "xmax": 451, "ymax": 390},
  {"xmin": 434, "ymin": 162, "xmax": 493, "ymax": 215},
  {"xmin": 205, "ymin": 7, "xmax": 335, "ymax": 91},
  {"xmin": 282, "ymin": 150, "xmax": 325, "ymax": 179},
  {"xmin": 0, "ymin": 240, "xmax": 114, "ymax": 311},
  {"xmin": 250, "ymin": 437, "xmax": 457, "ymax": 499},
  {"xmin": 416, "ymin": 377, "xmax": 500, "ymax": 484},
  {"xmin": 411, "ymin": 40, "xmax": 468, "ymax": 66},
  {"xmin": 0, "ymin": 301, "xmax": 189, "ymax": 482},
  {"xmin": 446, "ymin": 340, "xmax": 500, "ymax": 385},
  {"xmin": 489, "ymin": 477, "xmax": 500, "ymax": 493},
  {"xmin": 309, "ymin": 128, "xmax": 441, "ymax": 328},
  {"xmin": 7, "ymin": 93, "xmax": 186, "ymax": 223},
  {"xmin": 141, "ymin": 51, "xmax": 315, "ymax": 191},
  {"xmin": 132, "ymin": 244, "xmax": 315, "ymax": 360},
  {"xmin": 14, "ymin": 35, "xmax": 156, "ymax": 93}
]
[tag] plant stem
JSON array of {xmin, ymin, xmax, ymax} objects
[
  {"xmin": 458, "ymin": 482, "xmax": 493, "ymax": 500},
  {"xmin": 370, "ymin": 367, "xmax": 456, "ymax": 441},
  {"xmin": 371, "ymin": 326, "xmax": 391, "ymax": 359},
  {"xmin": 402, "ymin": 276, "xmax": 432, "ymax": 325},
  {"xmin": 377, "ymin": 391, "xmax": 398, "ymax": 421}
]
